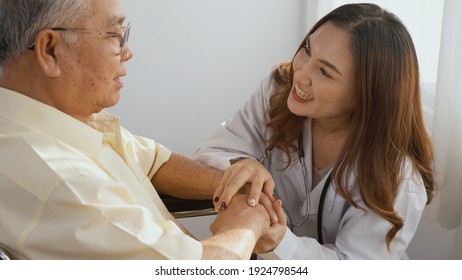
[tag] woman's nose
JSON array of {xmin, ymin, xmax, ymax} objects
[{"xmin": 296, "ymin": 64, "xmax": 312, "ymax": 87}]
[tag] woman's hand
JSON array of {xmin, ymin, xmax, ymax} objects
[{"xmin": 214, "ymin": 158, "xmax": 276, "ymax": 219}]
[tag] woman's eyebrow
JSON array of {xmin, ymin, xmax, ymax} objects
[
  {"xmin": 307, "ymin": 36, "xmax": 342, "ymax": 76},
  {"xmin": 320, "ymin": 59, "xmax": 342, "ymax": 76}
]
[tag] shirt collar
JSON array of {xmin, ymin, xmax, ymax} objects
[{"xmin": 0, "ymin": 87, "xmax": 116, "ymax": 156}]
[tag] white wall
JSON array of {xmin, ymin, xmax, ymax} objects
[{"xmin": 113, "ymin": 0, "xmax": 306, "ymax": 156}]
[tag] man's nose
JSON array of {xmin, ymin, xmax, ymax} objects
[{"xmin": 121, "ymin": 44, "xmax": 133, "ymax": 62}]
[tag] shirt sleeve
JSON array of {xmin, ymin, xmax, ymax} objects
[
  {"xmin": 22, "ymin": 173, "xmax": 202, "ymax": 260},
  {"xmin": 193, "ymin": 73, "xmax": 275, "ymax": 170},
  {"xmin": 119, "ymin": 127, "xmax": 172, "ymax": 179}
]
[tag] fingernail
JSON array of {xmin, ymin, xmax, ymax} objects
[
  {"xmin": 248, "ymin": 199, "xmax": 256, "ymax": 207},
  {"xmin": 214, "ymin": 196, "xmax": 219, "ymax": 203},
  {"xmin": 221, "ymin": 201, "xmax": 227, "ymax": 210}
]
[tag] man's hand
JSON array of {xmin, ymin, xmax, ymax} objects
[
  {"xmin": 209, "ymin": 194, "xmax": 286, "ymax": 256},
  {"xmin": 201, "ymin": 194, "xmax": 271, "ymax": 259},
  {"xmin": 210, "ymin": 194, "xmax": 270, "ymax": 240}
]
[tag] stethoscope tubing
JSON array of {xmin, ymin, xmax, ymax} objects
[{"xmin": 259, "ymin": 135, "xmax": 331, "ymax": 244}]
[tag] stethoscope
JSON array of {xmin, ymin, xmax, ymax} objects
[{"xmin": 259, "ymin": 135, "xmax": 331, "ymax": 244}]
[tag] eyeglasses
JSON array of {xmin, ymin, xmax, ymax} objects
[{"xmin": 28, "ymin": 22, "xmax": 131, "ymax": 54}]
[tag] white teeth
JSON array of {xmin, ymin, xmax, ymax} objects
[{"xmin": 295, "ymin": 84, "xmax": 313, "ymax": 101}]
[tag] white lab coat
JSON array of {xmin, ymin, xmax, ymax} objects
[{"xmin": 193, "ymin": 73, "xmax": 427, "ymax": 259}]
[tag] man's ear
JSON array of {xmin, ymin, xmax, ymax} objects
[{"xmin": 33, "ymin": 29, "xmax": 62, "ymax": 78}]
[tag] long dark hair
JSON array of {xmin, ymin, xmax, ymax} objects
[{"xmin": 266, "ymin": 3, "xmax": 434, "ymax": 250}]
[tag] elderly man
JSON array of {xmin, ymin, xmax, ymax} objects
[{"xmin": 0, "ymin": 0, "xmax": 285, "ymax": 259}]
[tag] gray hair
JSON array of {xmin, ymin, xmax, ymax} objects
[{"xmin": 0, "ymin": 0, "xmax": 90, "ymax": 64}]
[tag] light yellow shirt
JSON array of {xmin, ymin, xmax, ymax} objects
[{"xmin": 0, "ymin": 87, "xmax": 202, "ymax": 259}]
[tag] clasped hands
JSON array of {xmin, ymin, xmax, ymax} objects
[{"xmin": 210, "ymin": 158, "xmax": 287, "ymax": 254}]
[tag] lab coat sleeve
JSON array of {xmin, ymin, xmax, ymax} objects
[
  {"xmin": 260, "ymin": 228, "xmax": 340, "ymax": 259},
  {"xmin": 261, "ymin": 170, "xmax": 427, "ymax": 260},
  {"xmin": 193, "ymin": 74, "xmax": 276, "ymax": 170}
]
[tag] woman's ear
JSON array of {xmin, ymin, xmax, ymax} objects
[{"xmin": 33, "ymin": 29, "xmax": 62, "ymax": 78}]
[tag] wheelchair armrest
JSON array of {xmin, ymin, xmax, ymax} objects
[{"xmin": 159, "ymin": 194, "xmax": 215, "ymax": 219}]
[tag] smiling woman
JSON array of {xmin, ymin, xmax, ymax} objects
[
  {"xmin": 287, "ymin": 22, "xmax": 356, "ymax": 125},
  {"xmin": 194, "ymin": 3, "xmax": 435, "ymax": 259}
]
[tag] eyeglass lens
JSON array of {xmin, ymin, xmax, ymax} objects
[{"xmin": 120, "ymin": 23, "xmax": 131, "ymax": 53}]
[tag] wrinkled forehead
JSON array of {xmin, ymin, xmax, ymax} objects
[{"xmin": 80, "ymin": 0, "xmax": 126, "ymax": 27}]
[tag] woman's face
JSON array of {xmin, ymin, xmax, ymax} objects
[{"xmin": 288, "ymin": 21, "xmax": 356, "ymax": 122}]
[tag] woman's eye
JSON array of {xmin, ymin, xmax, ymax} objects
[
  {"xmin": 303, "ymin": 46, "xmax": 311, "ymax": 56},
  {"xmin": 320, "ymin": 68, "xmax": 332, "ymax": 78}
]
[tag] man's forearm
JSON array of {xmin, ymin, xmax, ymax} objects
[
  {"xmin": 201, "ymin": 229, "xmax": 256, "ymax": 260},
  {"xmin": 152, "ymin": 153, "xmax": 223, "ymax": 200}
]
